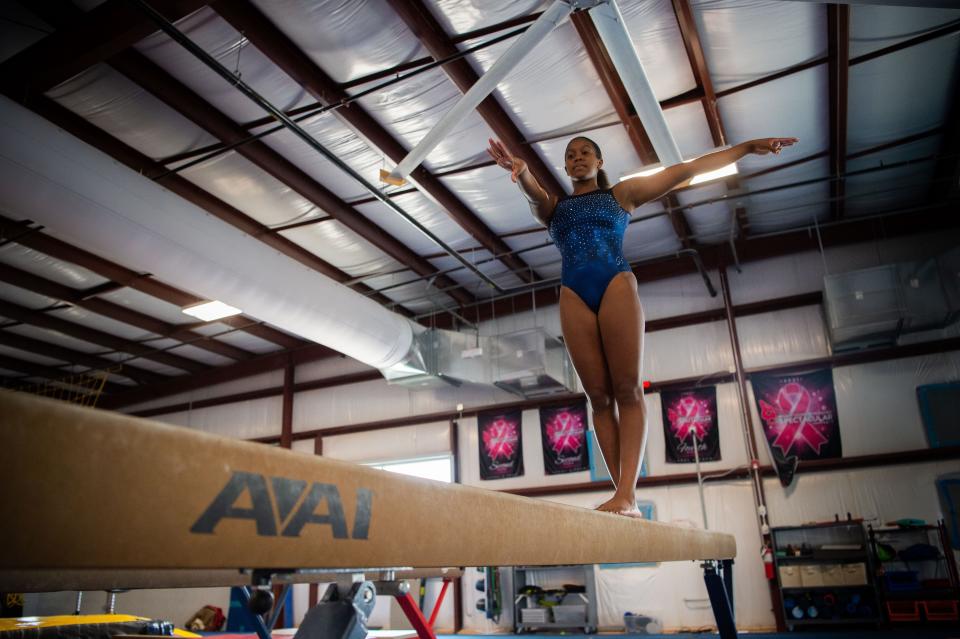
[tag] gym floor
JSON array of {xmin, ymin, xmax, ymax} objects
[{"xmin": 433, "ymin": 633, "xmax": 959, "ymax": 638}]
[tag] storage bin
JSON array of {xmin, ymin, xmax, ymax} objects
[
  {"xmin": 519, "ymin": 607, "xmax": 548, "ymax": 624},
  {"xmin": 552, "ymin": 604, "xmax": 586, "ymax": 625},
  {"xmin": 922, "ymin": 600, "xmax": 958, "ymax": 621},
  {"xmin": 885, "ymin": 601, "xmax": 920, "ymax": 622},
  {"xmin": 922, "ymin": 578, "xmax": 952, "ymax": 589},
  {"xmin": 841, "ymin": 562, "xmax": 867, "ymax": 586},
  {"xmin": 800, "ymin": 564, "xmax": 824, "ymax": 587},
  {"xmin": 883, "ymin": 570, "xmax": 920, "ymax": 591},
  {"xmin": 623, "ymin": 613, "xmax": 655, "ymax": 634},
  {"xmin": 820, "ymin": 564, "xmax": 843, "ymax": 586},
  {"xmin": 778, "ymin": 565, "xmax": 802, "ymax": 588}
]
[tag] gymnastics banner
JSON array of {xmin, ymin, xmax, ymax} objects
[
  {"xmin": 661, "ymin": 386, "xmax": 721, "ymax": 464},
  {"xmin": 539, "ymin": 402, "xmax": 589, "ymax": 475},
  {"xmin": 751, "ymin": 368, "xmax": 842, "ymax": 486},
  {"xmin": 478, "ymin": 409, "xmax": 524, "ymax": 480}
]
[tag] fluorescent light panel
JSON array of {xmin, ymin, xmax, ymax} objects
[
  {"xmin": 620, "ymin": 161, "xmax": 738, "ymax": 185},
  {"xmin": 623, "ymin": 166, "xmax": 665, "ymax": 179},
  {"xmin": 182, "ymin": 300, "xmax": 242, "ymax": 321},
  {"xmin": 689, "ymin": 163, "xmax": 738, "ymax": 185}
]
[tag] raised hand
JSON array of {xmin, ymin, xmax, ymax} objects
[
  {"xmin": 749, "ymin": 137, "xmax": 799, "ymax": 155},
  {"xmin": 486, "ymin": 138, "xmax": 528, "ymax": 183}
]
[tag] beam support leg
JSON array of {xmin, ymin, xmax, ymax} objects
[
  {"xmin": 427, "ymin": 578, "xmax": 452, "ymax": 629},
  {"xmin": 236, "ymin": 587, "xmax": 275, "ymax": 639},
  {"xmin": 294, "ymin": 581, "xmax": 377, "ymax": 639},
  {"xmin": 394, "ymin": 591, "xmax": 437, "ymax": 639},
  {"xmin": 703, "ymin": 560, "xmax": 737, "ymax": 639}
]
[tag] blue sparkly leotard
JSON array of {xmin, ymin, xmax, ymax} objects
[{"xmin": 547, "ymin": 188, "xmax": 631, "ymax": 313}]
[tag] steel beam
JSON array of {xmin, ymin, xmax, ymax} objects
[
  {"xmin": 0, "ymin": 0, "xmax": 212, "ymax": 97},
  {"xmin": 0, "ymin": 299, "xmax": 209, "ymax": 374},
  {"xmin": 671, "ymin": 0, "xmax": 751, "ymax": 239},
  {"xmin": 0, "ymin": 263, "xmax": 252, "ymax": 362},
  {"xmin": 129, "ymin": 370, "xmax": 382, "ymax": 418},
  {"xmin": 97, "ymin": 344, "xmax": 339, "ymax": 409},
  {"xmin": 388, "ymin": 0, "xmax": 566, "ymax": 200},
  {"xmin": 570, "ymin": 11, "xmax": 694, "ymax": 248},
  {"xmin": 18, "ymin": 96, "xmax": 402, "ymax": 313},
  {"xmin": 0, "ymin": 353, "xmax": 126, "ymax": 395},
  {"xmin": 0, "ymin": 214, "xmax": 309, "ymax": 349},
  {"xmin": 0, "ymin": 330, "xmax": 165, "ymax": 385},
  {"xmin": 424, "ymin": 203, "xmax": 957, "ymax": 326},
  {"xmin": 213, "ymin": 0, "xmax": 540, "ymax": 283},
  {"xmin": 590, "ymin": 0, "xmax": 683, "ymax": 166},
  {"xmin": 107, "ymin": 49, "xmax": 474, "ymax": 307},
  {"xmin": 827, "ymin": 4, "xmax": 850, "ymax": 220}
]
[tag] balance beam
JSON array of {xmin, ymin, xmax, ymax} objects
[{"xmin": 1, "ymin": 392, "xmax": 735, "ymax": 578}]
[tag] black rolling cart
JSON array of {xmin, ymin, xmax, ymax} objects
[
  {"xmin": 868, "ymin": 520, "xmax": 960, "ymax": 624},
  {"xmin": 771, "ymin": 521, "xmax": 881, "ymax": 631}
]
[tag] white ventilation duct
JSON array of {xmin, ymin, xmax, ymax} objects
[
  {"xmin": 0, "ymin": 96, "xmax": 414, "ymax": 370},
  {"xmin": 0, "ymin": 97, "xmax": 578, "ymax": 396}
]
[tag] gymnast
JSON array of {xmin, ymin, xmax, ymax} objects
[{"xmin": 487, "ymin": 135, "xmax": 797, "ymax": 516}]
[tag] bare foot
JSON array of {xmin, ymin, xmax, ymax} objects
[{"xmin": 596, "ymin": 494, "xmax": 642, "ymax": 518}]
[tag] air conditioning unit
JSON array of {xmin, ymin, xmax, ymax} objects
[
  {"xmin": 937, "ymin": 247, "xmax": 960, "ymax": 324},
  {"xmin": 823, "ymin": 248, "xmax": 960, "ymax": 351},
  {"xmin": 898, "ymin": 258, "xmax": 952, "ymax": 332},
  {"xmin": 491, "ymin": 329, "xmax": 577, "ymax": 399},
  {"xmin": 823, "ymin": 265, "xmax": 904, "ymax": 350},
  {"xmin": 379, "ymin": 326, "xmax": 576, "ymax": 398}
]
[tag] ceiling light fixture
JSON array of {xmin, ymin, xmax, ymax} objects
[
  {"xmin": 620, "ymin": 159, "xmax": 739, "ymax": 185},
  {"xmin": 182, "ymin": 300, "xmax": 242, "ymax": 322}
]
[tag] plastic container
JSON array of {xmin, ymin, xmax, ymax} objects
[
  {"xmin": 841, "ymin": 562, "xmax": 867, "ymax": 585},
  {"xmin": 519, "ymin": 607, "xmax": 548, "ymax": 624},
  {"xmin": 885, "ymin": 601, "xmax": 920, "ymax": 622},
  {"xmin": 551, "ymin": 605, "xmax": 586, "ymax": 626},
  {"xmin": 922, "ymin": 600, "xmax": 958, "ymax": 621},
  {"xmin": 623, "ymin": 613, "xmax": 657, "ymax": 634},
  {"xmin": 883, "ymin": 570, "xmax": 920, "ymax": 591}
]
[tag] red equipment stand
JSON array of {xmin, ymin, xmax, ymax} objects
[
  {"xmin": 244, "ymin": 576, "xmax": 454, "ymax": 639},
  {"xmin": 393, "ymin": 578, "xmax": 452, "ymax": 639}
]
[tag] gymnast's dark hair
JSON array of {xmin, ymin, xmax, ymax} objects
[{"xmin": 568, "ymin": 136, "xmax": 611, "ymax": 189}]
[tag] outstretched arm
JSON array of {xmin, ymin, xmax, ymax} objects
[
  {"xmin": 614, "ymin": 138, "xmax": 798, "ymax": 210},
  {"xmin": 487, "ymin": 138, "xmax": 557, "ymax": 225}
]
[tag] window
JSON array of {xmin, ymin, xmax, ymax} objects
[{"xmin": 367, "ymin": 455, "xmax": 454, "ymax": 483}]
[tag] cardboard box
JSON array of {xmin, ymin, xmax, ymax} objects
[
  {"xmin": 821, "ymin": 564, "xmax": 844, "ymax": 586},
  {"xmin": 841, "ymin": 562, "xmax": 867, "ymax": 586},
  {"xmin": 800, "ymin": 564, "xmax": 825, "ymax": 587},
  {"xmin": 778, "ymin": 565, "xmax": 802, "ymax": 588}
]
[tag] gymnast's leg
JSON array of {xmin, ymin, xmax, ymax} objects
[
  {"xmin": 597, "ymin": 271, "xmax": 647, "ymax": 515},
  {"xmin": 558, "ymin": 286, "xmax": 621, "ymax": 490}
]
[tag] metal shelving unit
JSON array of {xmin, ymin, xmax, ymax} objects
[
  {"xmin": 771, "ymin": 521, "xmax": 882, "ymax": 631},
  {"xmin": 868, "ymin": 520, "xmax": 960, "ymax": 624},
  {"xmin": 511, "ymin": 565, "xmax": 598, "ymax": 634}
]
